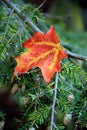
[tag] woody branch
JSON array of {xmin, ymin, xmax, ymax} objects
[{"xmin": 2, "ymin": 0, "xmax": 87, "ymax": 62}]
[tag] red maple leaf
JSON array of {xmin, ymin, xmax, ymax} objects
[{"xmin": 12, "ymin": 26, "xmax": 67, "ymax": 82}]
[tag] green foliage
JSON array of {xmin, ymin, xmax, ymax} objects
[
  {"xmin": 28, "ymin": 106, "xmax": 50, "ymax": 128},
  {"xmin": 0, "ymin": 0, "xmax": 87, "ymax": 130},
  {"xmin": 0, "ymin": 110, "xmax": 5, "ymax": 120}
]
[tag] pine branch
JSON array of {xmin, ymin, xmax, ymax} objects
[
  {"xmin": 50, "ymin": 72, "xmax": 59, "ymax": 130},
  {"xmin": 3, "ymin": 0, "xmax": 42, "ymax": 33},
  {"xmin": 59, "ymin": 74, "xmax": 82, "ymax": 94},
  {"xmin": 2, "ymin": 0, "xmax": 87, "ymax": 63},
  {"xmin": 65, "ymin": 50, "xmax": 87, "ymax": 62},
  {"xmin": 43, "ymin": 13, "xmax": 63, "ymax": 22}
]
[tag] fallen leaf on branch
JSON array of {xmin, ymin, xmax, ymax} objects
[{"xmin": 12, "ymin": 26, "xmax": 67, "ymax": 82}]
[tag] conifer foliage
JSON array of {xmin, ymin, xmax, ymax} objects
[{"xmin": 0, "ymin": 0, "xmax": 87, "ymax": 130}]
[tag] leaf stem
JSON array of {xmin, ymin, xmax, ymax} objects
[{"xmin": 50, "ymin": 72, "xmax": 59, "ymax": 130}]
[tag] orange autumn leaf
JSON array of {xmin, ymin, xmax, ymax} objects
[{"xmin": 12, "ymin": 26, "xmax": 67, "ymax": 82}]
